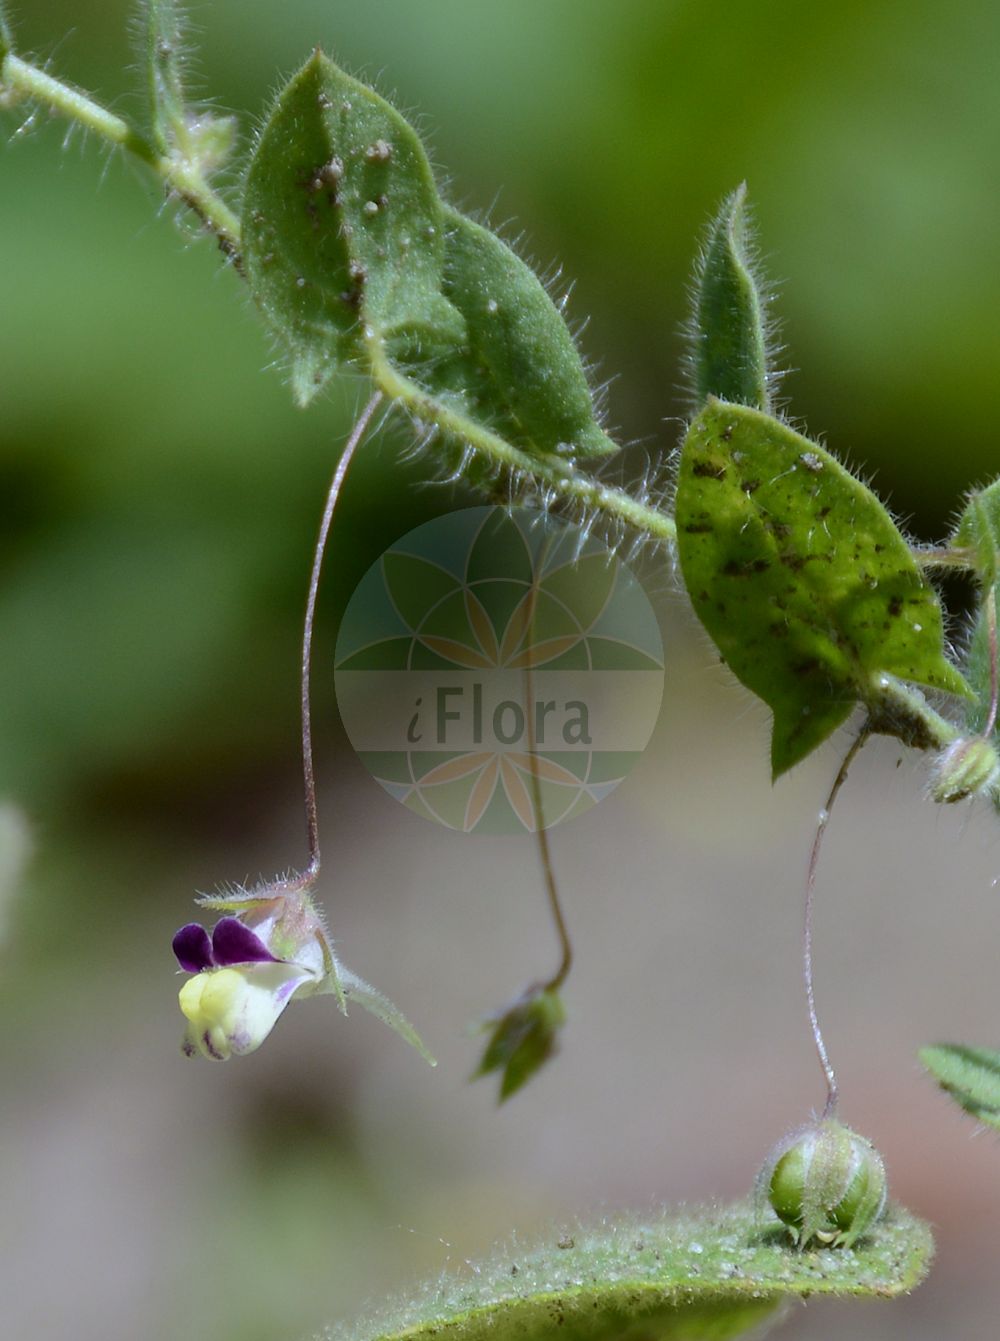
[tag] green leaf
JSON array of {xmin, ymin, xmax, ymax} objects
[
  {"xmin": 417, "ymin": 206, "xmax": 616, "ymax": 459},
  {"xmin": 953, "ymin": 479, "xmax": 1000, "ymax": 585},
  {"xmin": 920, "ymin": 1043, "xmax": 1000, "ymax": 1129},
  {"xmin": 959, "ymin": 587, "xmax": 998, "ymax": 737},
  {"xmin": 243, "ymin": 52, "xmax": 617, "ymax": 464},
  {"xmin": 675, "ymin": 400, "xmax": 968, "ymax": 776},
  {"xmin": 337, "ymin": 1201, "xmax": 932, "ymax": 1341},
  {"xmin": 243, "ymin": 50, "xmax": 461, "ymax": 407},
  {"xmin": 951, "ymin": 484, "xmax": 1000, "ymax": 736},
  {"xmin": 337, "ymin": 962, "xmax": 437, "ymax": 1066},
  {"xmin": 473, "ymin": 986, "xmax": 565, "ymax": 1102},
  {"xmin": 143, "ymin": 1, "xmax": 235, "ymax": 170},
  {"xmin": 687, "ymin": 185, "xmax": 773, "ymax": 412}
]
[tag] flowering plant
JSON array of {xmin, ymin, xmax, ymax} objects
[{"xmin": 173, "ymin": 884, "xmax": 434, "ymax": 1063}]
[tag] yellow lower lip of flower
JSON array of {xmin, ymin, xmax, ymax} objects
[
  {"xmin": 179, "ymin": 964, "xmax": 312, "ymax": 1061},
  {"xmin": 179, "ymin": 968, "xmax": 242, "ymax": 1060}
]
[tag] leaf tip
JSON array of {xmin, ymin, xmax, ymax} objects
[
  {"xmin": 920, "ymin": 1041, "xmax": 1000, "ymax": 1129},
  {"xmin": 685, "ymin": 184, "xmax": 778, "ymax": 414}
]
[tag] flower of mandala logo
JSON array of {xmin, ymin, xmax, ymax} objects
[{"xmin": 335, "ymin": 508, "xmax": 664, "ymax": 834}]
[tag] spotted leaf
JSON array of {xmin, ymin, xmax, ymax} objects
[{"xmin": 676, "ymin": 399, "xmax": 968, "ymax": 777}]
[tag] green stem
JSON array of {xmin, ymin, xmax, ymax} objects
[
  {"xmin": 1, "ymin": 52, "xmax": 242, "ymax": 262},
  {"xmin": 867, "ymin": 673, "xmax": 960, "ymax": 752},
  {"xmin": 802, "ymin": 725, "xmax": 870, "ymax": 1120},
  {"xmin": 912, "ymin": 545, "xmax": 978, "ymax": 572},
  {"xmin": 365, "ymin": 336, "xmax": 677, "ymax": 546},
  {"xmin": 521, "ymin": 537, "xmax": 573, "ymax": 994}
]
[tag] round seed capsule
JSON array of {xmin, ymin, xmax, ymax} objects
[
  {"xmin": 764, "ymin": 1119, "xmax": 887, "ymax": 1249},
  {"xmin": 930, "ymin": 735, "xmax": 1000, "ymax": 804}
]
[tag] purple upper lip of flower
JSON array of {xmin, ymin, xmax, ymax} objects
[{"xmin": 172, "ymin": 917, "xmax": 278, "ymax": 973}]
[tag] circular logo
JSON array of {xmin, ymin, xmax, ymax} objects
[{"xmin": 335, "ymin": 507, "xmax": 663, "ymax": 833}]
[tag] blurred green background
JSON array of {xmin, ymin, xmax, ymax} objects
[{"xmin": 4, "ymin": 3, "xmax": 1000, "ymax": 1339}]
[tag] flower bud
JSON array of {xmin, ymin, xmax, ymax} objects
[
  {"xmin": 930, "ymin": 736, "xmax": 1000, "ymax": 803},
  {"xmin": 763, "ymin": 1119, "xmax": 887, "ymax": 1249}
]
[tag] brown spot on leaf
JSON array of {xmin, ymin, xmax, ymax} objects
[
  {"xmin": 722, "ymin": 558, "xmax": 771, "ymax": 577},
  {"xmin": 692, "ymin": 460, "xmax": 727, "ymax": 480}
]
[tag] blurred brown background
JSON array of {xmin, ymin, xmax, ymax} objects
[{"xmin": 3, "ymin": 2, "xmax": 1000, "ymax": 1338}]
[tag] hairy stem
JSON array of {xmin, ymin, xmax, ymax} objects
[
  {"xmin": 866, "ymin": 673, "xmax": 960, "ymax": 753},
  {"xmin": 803, "ymin": 725, "xmax": 870, "ymax": 1118},
  {"xmin": 1, "ymin": 52, "xmax": 242, "ymax": 261},
  {"xmin": 983, "ymin": 585, "xmax": 999, "ymax": 739},
  {"xmin": 911, "ymin": 545, "xmax": 978, "ymax": 572},
  {"xmin": 365, "ymin": 336, "xmax": 678, "ymax": 547}
]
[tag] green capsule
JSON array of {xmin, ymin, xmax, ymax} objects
[
  {"xmin": 765, "ymin": 1119, "xmax": 887, "ymax": 1249},
  {"xmin": 931, "ymin": 735, "xmax": 1000, "ymax": 803}
]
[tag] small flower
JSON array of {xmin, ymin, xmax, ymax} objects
[
  {"xmin": 172, "ymin": 886, "xmax": 435, "ymax": 1065},
  {"xmin": 173, "ymin": 891, "xmax": 333, "ymax": 1061}
]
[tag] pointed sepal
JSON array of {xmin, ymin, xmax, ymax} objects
[
  {"xmin": 473, "ymin": 985, "xmax": 565, "ymax": 1102},
  {"xmin": 337, "ymin": 963, "xmax": 436, "ymax": 1065}
]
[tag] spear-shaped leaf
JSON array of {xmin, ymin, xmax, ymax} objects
[
  {"xmin": 676, "ymin": 399, "xmax": 969, "ymax": 776},
  {"xmin": 243, "ymin": 50, "xmax": 461, "ymax": 406},
  {"xmin": 423, "ymin": 207, "xmax": 616, "ymax": 459},
  {"xmin": 687, "ymin": 185, "xmax": 774, "ymax": 412},
  {"xmin": 243, "ymin": 52, "xmax": 617, "ymax": 463}
]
